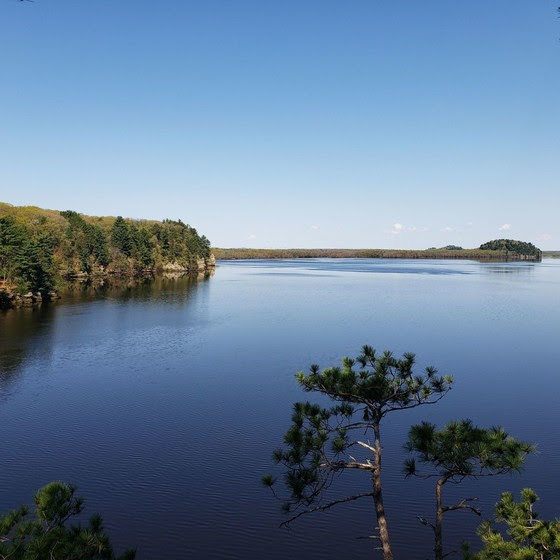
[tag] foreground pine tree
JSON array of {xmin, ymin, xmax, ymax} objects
[
  {"xmin": 405, "ymin": 420, "xmax": 533, "ymax": 560},
  {"xmin": 464, "ymin": 489, "xmax": 560, "ymax": 560},
  {"xmin": 0, "ymin": 481, "xmax": 135, "ymax": 560},
  {"xmin": 263, "ymin": 345, "xmax": 453, "ymax": 560}
]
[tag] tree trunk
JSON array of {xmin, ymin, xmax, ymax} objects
[
  {"xmin": 372, "ymin": 420, "xmax": 393, "ymax": 560},
  {"xmin": 434, "ymin": 477, "xmax": 445, "ymax": 560}
]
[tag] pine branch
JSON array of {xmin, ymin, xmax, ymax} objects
[
  {"xmin": 417, "ymin": 515, "xmax": 436, "ymax": 532},
  {"xmin": 280, "ymin": 492, "xmax": 375, "ymax": 527},
  {"xmin": 443, "ymin": 497, "xmax": 481, "ymax": 516},
  {"xmin": 383, "ymin": 389, "xmax": 450, "ymax": 415}
]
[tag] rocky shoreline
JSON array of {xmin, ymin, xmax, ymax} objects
[
  {"xmin": 161, "ymin": 255, "xmax": 216, "ymax": 273},
  {"xmin": 0, "ymin": 290, "xmax": 61, "ymax": 308},
  {"xmin": 0, "ymin": 255, "xmax": 216, "ymax": 309}
]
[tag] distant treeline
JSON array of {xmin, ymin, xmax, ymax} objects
[
  {"xmin": 0, "ymin": 203, "xmax": 212, "ymax": 295},
  {"xmin": 213, "ymin": 240, "xmax": 542, "ymax": 262}
]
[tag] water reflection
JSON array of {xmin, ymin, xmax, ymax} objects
[
  {"xmin": 0, "ymin": 305, "xmax": 57, "ymax": 392},
  {"xmin": 0, "ymin": 272, "xmax": 211, "ymax": 385},
  {"xmin": 223, "ymin": 258, "xmax": 544, "ymax": 277},
  {"xmin": 59, "ymin": 270, "xmax": 213, "ymax": 305},
  {"xmin": 222, "ymin": 258, "xmax": 474, "ymax": 275},
  {"xmin": 484, "ymin": 263, "xmax": 536, "ymax": 275}
]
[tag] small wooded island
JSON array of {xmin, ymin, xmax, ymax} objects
[{"xmin": 0, "ymin": 202, "xmax": 215, "ymax": 308}]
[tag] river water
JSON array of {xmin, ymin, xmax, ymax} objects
[{"xmin": 1, "ymin": 259, "xmax": 559, "ymax": 559}]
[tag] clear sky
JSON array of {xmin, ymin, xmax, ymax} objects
[{"xmin": 1, "ymin": 1, "xmax": 558, "ymax": 249}]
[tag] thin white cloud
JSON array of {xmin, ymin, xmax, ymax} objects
[
  {"xmin": 390, "ymin": 222, "xmax": 423, "ymax": 235},
  {"xmin": 440, "ymin": 226, "xmax": 453, "ymax": 232},
  {"xmin": 310, "ymin": 225, "xmax": 320, "ymax": 230},
  {"xmin": 537, "ymin": 233, "xmax": 552, "ymax": 241},
  {"xmin": 247, "ymin": 234, "xmax": 257, "ymax": 240},
  {"xmin": 499, "ymin": 224, "xmax": 511, "ymax": 231}
]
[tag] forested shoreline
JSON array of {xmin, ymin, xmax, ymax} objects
[{"xmin": 0, "ymin": 203, "xmax": 214, "ymax": 307}]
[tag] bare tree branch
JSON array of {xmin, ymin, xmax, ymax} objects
[
  {"xmin": 280, "ymin": 492, "xmax": 375, "ymax": 527},
  {"xmin": 417, "ymin": 515, "xmax": 436, "ymax": 532},
  {"xmin": 443, "ymin": 497, "xmax": 481, "ymax": 516},
  {"xmin": 352, "ymin": 440, "xmax": 377, "ymax": 453}
]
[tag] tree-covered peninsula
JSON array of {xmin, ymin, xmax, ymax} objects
[{"xmin": 0, "ymin": 203, "xmax": 214, "ymax": 306}]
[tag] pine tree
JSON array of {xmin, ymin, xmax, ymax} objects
[
  {"xmin": 465, "ymin": 489, "xmax": 560, "ymax": 560},
  {"xmin": 0, "ymin": 216, "xmax": 27, "ymax": 283},
  {"xmin": 111, "ymin": 216, "xmax": 132, "ymax": 257},
  {"xmin": 17, "ymin": 233, "xmax": 56, "ymax": 293},
  {"xmin": 405, "ymin": 420, "xmax": 533, "ymax": 560},
  {"xmin": 0, "ymin": 481, "xmax": 135, "ymax": 560},
  {"xmin": 264, "ymin": 345, "xmax": 453, "ymax": 560}
]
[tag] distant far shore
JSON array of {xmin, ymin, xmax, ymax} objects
[{"xmin": 212, "ymin": 248, "xmax": 546, "ymax": 262}]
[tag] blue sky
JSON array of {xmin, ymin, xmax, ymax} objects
[{"xmin": 1, "ymin": 1, "xmax": 558, "ymax": 249}]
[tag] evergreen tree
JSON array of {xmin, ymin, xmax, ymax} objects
[
  {"xmin": 0, "ymin": 216, "xmax": 27, "ymax": 283},
  {"xmin": 0, "ymin": 481, "xmax": 135, "ymax": 560},
  {"xmin": 17, "ymin": 233, "xmax": 56, "ymax": 293},
  {"xmin": 110, "ymin": 216, "xmax": 132, "ymax": 257},
  {"xmin": 405, "ymin": 420, "xmax": 533, "ymax": 560},
  {"xmin": 465, "ymin": 489, "xmax": 560, "ymax": 560},
  {"xmin": 130, "ymin": 226, "xmax": 154, "ymax": 270},
  {"xmin": 264, "ymin": 345, "xmax": 453, "ymax": 560}
]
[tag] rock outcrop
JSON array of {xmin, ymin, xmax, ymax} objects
[{"xmin": 0, "ymin": 288, "xmax": 60, "ymax": 309}]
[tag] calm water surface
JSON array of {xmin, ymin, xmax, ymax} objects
[{"xmin": 1, "ymin": 259, "xmax": 559, "ymax": 559}]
